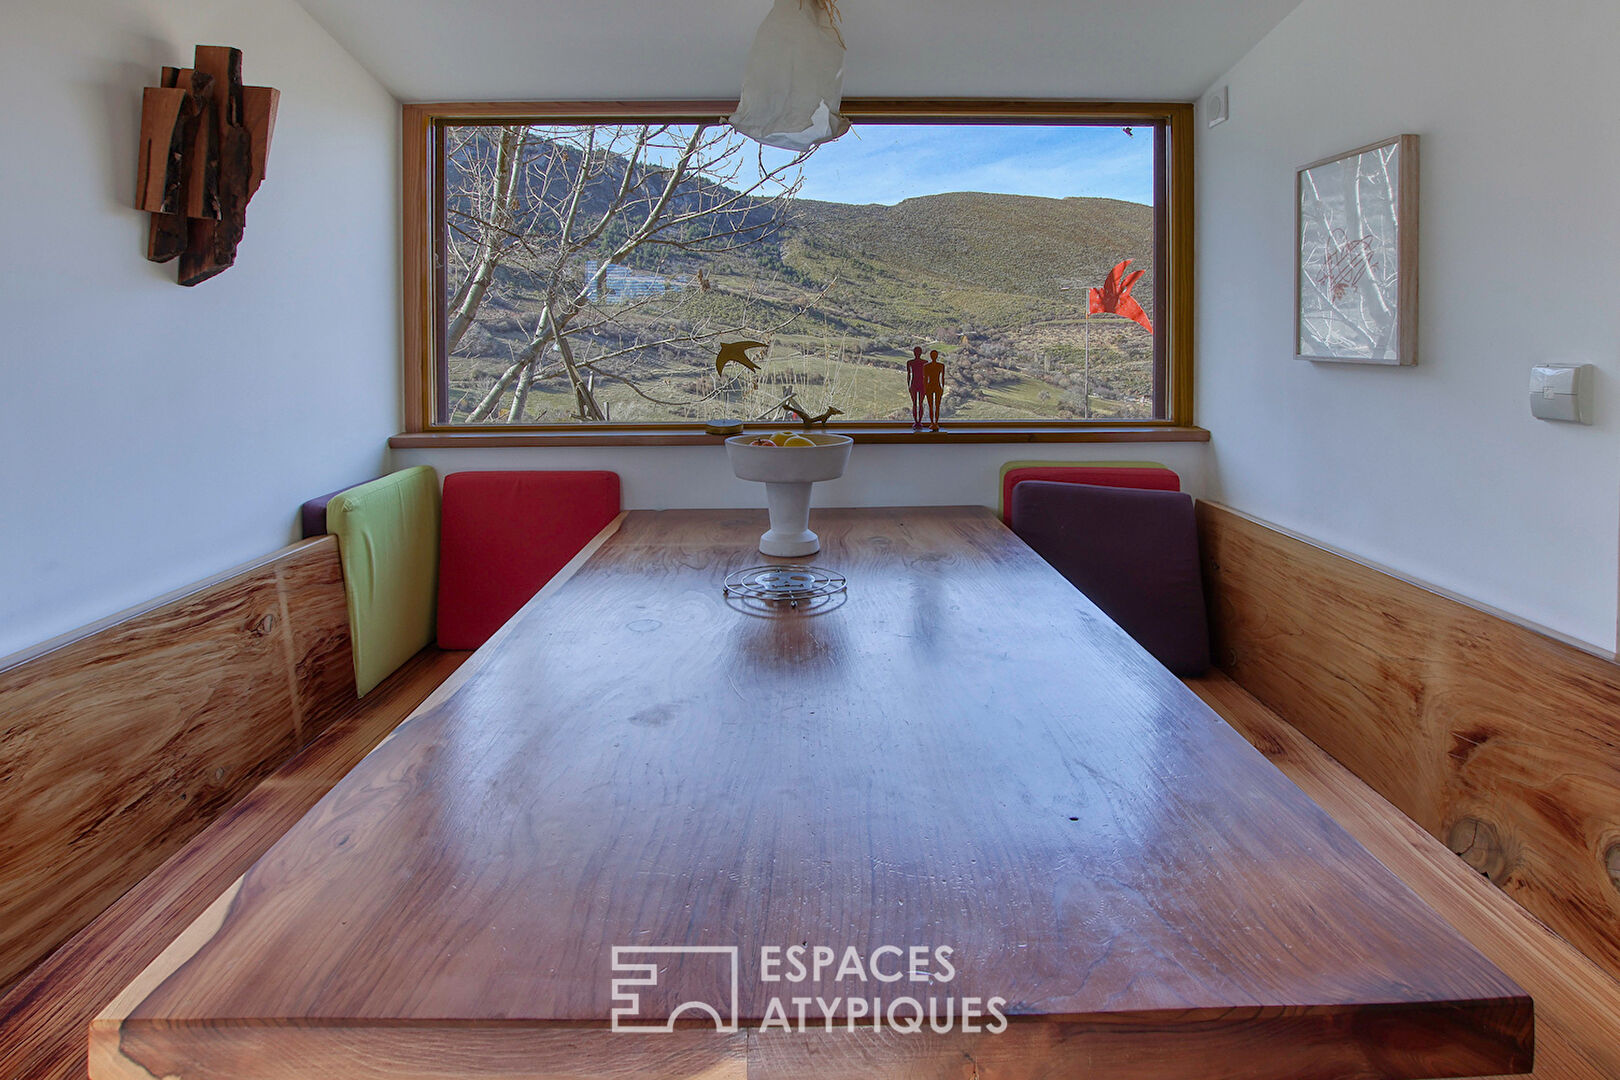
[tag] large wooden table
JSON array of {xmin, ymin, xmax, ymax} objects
[{"xmin": 92, "ymin": 508, "xmax": 1532, "ymax": 1080}]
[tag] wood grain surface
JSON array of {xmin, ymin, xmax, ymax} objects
[
  {"xmin": 1198, "ymin": 500, "xmax": 1620, "ymax": 988},
  {"xmin": 135, "ymin": 86, "xmax": 188, "ymax": 214},
  {"xmin": 4, "ymin": 517, "xmax": 613, "ymax": 1080},
  {"xmin": 94, "ymin": 509, "xmax": 1530, "ymax": 1080},
  {"xmin": 0, "ymin": 649, "xmax": 467, "ymax": 1080},
  {"xmin": 0, "ymin": 538, "xmax": 352, "ymax": 994},
  {"xmin": 1190, "ymin": 671, "xmax": 1620, "ymax": 1080}
]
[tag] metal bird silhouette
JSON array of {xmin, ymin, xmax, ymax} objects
[{"xmin": 716, "ymin": 340, "xmax": 768, "ymax": 377}]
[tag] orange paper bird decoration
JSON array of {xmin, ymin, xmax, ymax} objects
[
  {"xmin": 1089, "ymin": 259, "xmax": 1154, "ymax": 334},
  {"xmin": 716, "ymin": 340, "xmax": 768, "ymax": 377}
]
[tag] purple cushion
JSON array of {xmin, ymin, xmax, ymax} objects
[
  {"xmin": 1010, "ymin": 481, "xmax": 1210, "ymax": 676},
  {"xmin": 300, "ymin": 488, "xmax": 350, "ymax": 539}
]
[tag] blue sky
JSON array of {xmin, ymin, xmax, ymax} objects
[
  {"xmin": 617, "ymin": 122, "xmax": 1155, "ymax": 207},
  {"xmin": 763, "ymin": 123, "xmax": 1154, "ymax": 207}
]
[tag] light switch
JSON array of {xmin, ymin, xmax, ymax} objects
[{"xmin": 1529, "ymin": 364, "xmax": 1593, "ymax": 424}]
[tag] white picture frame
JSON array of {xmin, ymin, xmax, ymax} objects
[{"xmin": 1296, "ymin": 134, "xmax": 1419, "ymax": 365}]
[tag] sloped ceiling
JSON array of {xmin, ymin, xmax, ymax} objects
[{"xmin": 293, "ymin": 0, "xmax": 1304, "ymax": 103}]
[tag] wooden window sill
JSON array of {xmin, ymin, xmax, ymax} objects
[{"xmin": 389, "ymin": 426, "xmax": 1211, "ymax": 449}]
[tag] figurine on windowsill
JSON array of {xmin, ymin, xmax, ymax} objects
[
  {"xmin": 924, "ymin": 349, "xmax": 945, "ymax": 432},
  {"xmin": 907, "ymin": 346, "xmax": 928, "ymax": 430}
]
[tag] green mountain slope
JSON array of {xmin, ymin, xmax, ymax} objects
[
  {"xmin": 761, "ymin": 191, "xmax": 1155, "ymax": 338},
  {"xmin": 790, "ymin": 192, "xmax": 1153, "ymax": 299}
]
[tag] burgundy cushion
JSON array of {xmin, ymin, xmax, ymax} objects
[
  {"xmin": 1010, "ymin": 481, "xmax": 1210, "ymax": 676},
  {"xmin": 1000, "ymin": 466, "xmax": 1179, "ymax": 525},
  {"xmin": 436, "ymin": 471, "xmax": 621, "ymax": 649}
]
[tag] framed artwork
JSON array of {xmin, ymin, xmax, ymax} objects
[{"xmin": 1296, "ymin": 134, "xmax": 1419, "ymax": 365}]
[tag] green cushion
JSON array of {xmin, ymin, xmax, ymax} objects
[{"xmin": 326, "ymin": 466, "xmax": 440, "ymax": 696}]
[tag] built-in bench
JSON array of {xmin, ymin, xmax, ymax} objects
[
  {"xmin": 0, "ymin": 485, "xmax": 627, "ymax": 1080},
  {"xmin": 0, "ymin": 536, "xmax": 355, "ymax": 992},
  {"xmin": 0, "ymin": 537, "xmax": 469, "ymax": 1079},
  {"xmin": 1190, "ymin": 673, "xmax": 1620, "ymax": 1079},
  {"xmin": 9, "ymin": 492, "xmax": 1620, "ymax": 1078},
  {"xmin": 1192, "ymin": 500, "xmax": 1620, "ymax": 1079}
]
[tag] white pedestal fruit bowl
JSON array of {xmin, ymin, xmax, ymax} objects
[{"xmin": 725, "ymin": 432, "xmax": 853, "ymax": 557}]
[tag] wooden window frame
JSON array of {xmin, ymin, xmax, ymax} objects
[{"xmin": 398, "ymin": 99, "xmax": 1200, "ymax": 447}]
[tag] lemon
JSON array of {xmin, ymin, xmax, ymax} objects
[{"xmin": 783, "ymin": 435, "xmax": 815, "ymax": 447}]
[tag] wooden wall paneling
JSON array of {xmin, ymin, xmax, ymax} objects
[
  {"xmin": 1189, "ymin": 670, "xmax": 1620, "ymax": 1080},
  {"xmin": 273, "ymin": 539, "xmax": 355, "ymax": 743},
  {"xmin": 0, "ymin": 649, "xmax": 464, "ymax": 1080},
  {"xmin": 1196, "ymin": 500, "xmax": 1620, "ymax": 987},
  {"xmin": 0, "ymin": 569, "xmax": 296, "ymax": 992},
  {"xmin": 0, "ymin": 539, "xmax": 352, "ymax": 995},
  {"xmin": 0, "ymin": 523, "xmax": 608, "ymax": 1080}
]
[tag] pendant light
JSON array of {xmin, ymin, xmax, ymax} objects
[{"xmin": 729, "ymin": 0, "xmax": 851, "ymax": 151}]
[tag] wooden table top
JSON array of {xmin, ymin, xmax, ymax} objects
[{"xmin": 93, "ymin": 508, "xmax": 1531, "ymax": 1080}]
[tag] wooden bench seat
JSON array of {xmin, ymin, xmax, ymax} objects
[
  {"xmin": 0, "ymin": 516, "xmax": 628, "ymax": 1079},
  {"xmin": 0, "ymin": 645, "xmax": 469, "ymax": 1080},
  {"xmin": 1188, "ymin": 671, "xmax": 1620, "ymax": 1080},
  {"xmin": 1197, "ymin": 501, "xmax": 1620, "ymax": 987}
]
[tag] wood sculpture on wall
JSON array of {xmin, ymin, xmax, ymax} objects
[{"xmin": 136, "ymin": 46, "xmax": 278, "ymax": 286}]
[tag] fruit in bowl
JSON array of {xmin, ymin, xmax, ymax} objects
[
  {"xmin": 746, "ymin": 431, "xmax": 819, "ymax": 447},
  {"xmin": 724, "ymin": 431, "xmax": 853, "ymax": 556}
]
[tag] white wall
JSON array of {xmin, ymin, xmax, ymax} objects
[
  {"xmin": 1196, "ymin": 0, "xmax": 1620, "ymax": 652},
  {"xmin": 393, "ymin": 442, "xmax": 1211, "ymax": 512},
  {"xmin": 0, "ymin": 0, "xmax": 399, "ymax": 658}
]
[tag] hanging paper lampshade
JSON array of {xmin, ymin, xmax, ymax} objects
[{"xmin": 729, "ymin": 0, "xmax": 851, "ymax": 151}]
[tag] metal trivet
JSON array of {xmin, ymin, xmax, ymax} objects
[{"xmin": 723, "ymin": 565, "xmax": 847, "ymax": 611}]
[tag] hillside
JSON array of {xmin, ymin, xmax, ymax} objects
[
  {"xmin": 446, "ymin": 128, "xmax": 1154, "ymax": 334},
  {"xmin": 788, "ymin": 192, "xmax": 1153, "ymax": 301},
  {"xmin": 771, "ymin": 191, "xmax": 1154, "ymax": 337},
  {"xmin": 442, "ymin": 128, "xmax": 1160, "ymax": 424}
]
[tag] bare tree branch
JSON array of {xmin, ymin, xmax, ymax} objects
[
  {"xmin": 444, "ymin": 122, "xmax": 818, "ymax": 424},
  {"xmin": 446, "ymin": 125, "xmax": 528, "ymax": 354}
]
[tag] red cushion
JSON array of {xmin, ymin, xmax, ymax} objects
[
  {"xmin": 1001, "ymin": 466, "xmax": 1179, "ymax": 525},
  {"xmin": 437, "ymin": 471, "xmax": 620, "ymax": 649}
]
